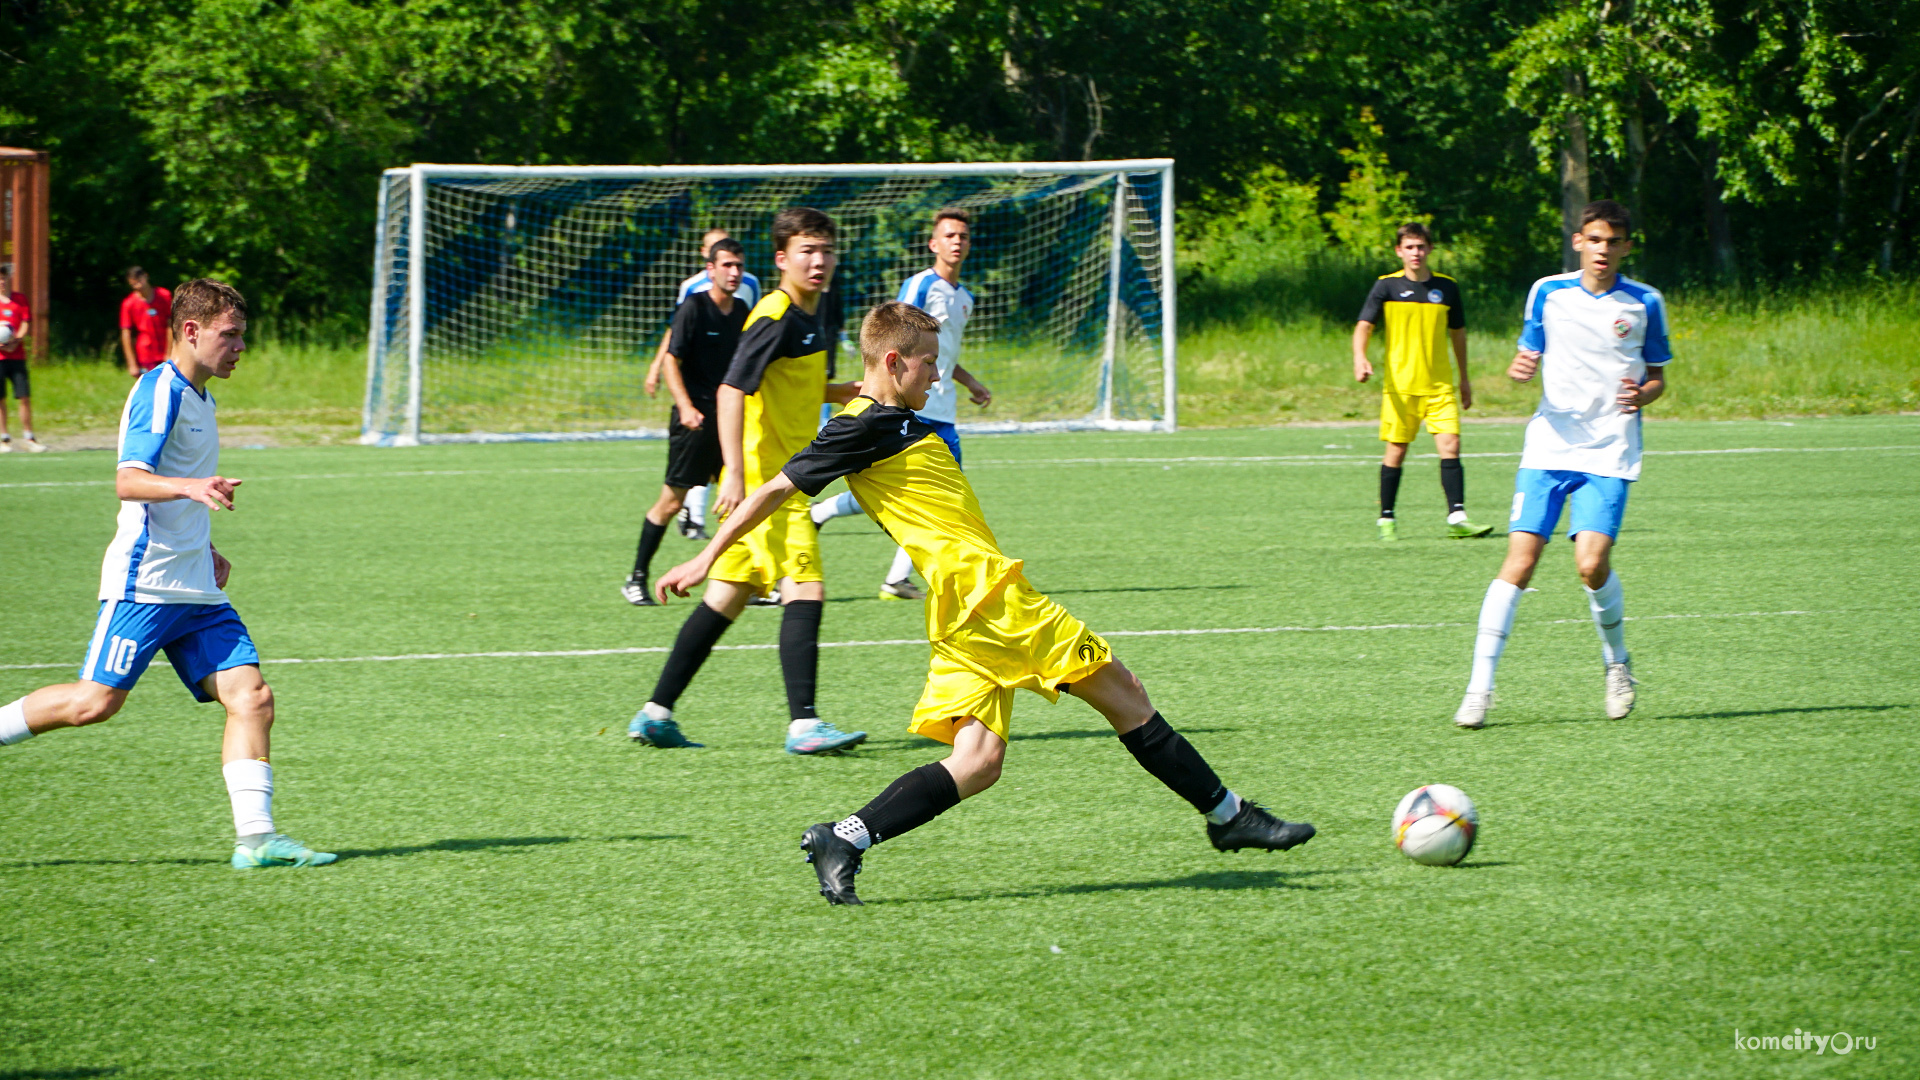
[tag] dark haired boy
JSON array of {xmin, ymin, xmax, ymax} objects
[
  {"xmin": 1353, "ymin": 222, "xmax": 1490, "ymax": 540},
  {"xmin": 656, "ymin": 301, "xmax": 1316, "ymax": 905},
  {"xmin": 1454, "ymin": 200, "xmax": 1671, "ymax": 729},
  {"xmin": 628, "ymin": 208, "xmax": 865, "ymax": 754},
  {"xmin": 0, "ymin": 279, "xmax": 335, "ymax": 868},
  {"xmin": 623, "ymin": 238, "xmax": 750, "ymax": 605}
]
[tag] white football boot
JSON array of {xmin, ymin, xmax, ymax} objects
[
  {"xmin": 1604, "ymin": 660, "xmax": 1638, "ymax": 719},
  {"xmin": 1454, "ymin": 691, "xmax": 1492, "ymax": 729}
]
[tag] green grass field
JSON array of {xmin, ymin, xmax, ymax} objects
[{"xmin": 3, "ymin": 418, "xmax": 1917, "ymax": 1078}]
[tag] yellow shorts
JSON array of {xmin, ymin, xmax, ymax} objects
[
  {"xmin": 711, "ymin": 490, "xmax": 823, "ymax": 596},
  {"xmin": 1380, "ymin": 390, "xmax": 1460, "ymax": 443},
  {"xmin": 909, "ymin": 575, "xmax": 1113, "ymax": 745}
]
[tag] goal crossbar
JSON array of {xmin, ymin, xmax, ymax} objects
[{"xmin": 363, "ymin": 160, "xmax": 1177, "ymax": 446}]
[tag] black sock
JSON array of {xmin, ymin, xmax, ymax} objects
[
  {"xmin": 1118, "ymin": 713, "xmax": 1227, "ymax": 814},
  {"xmin": 634, "ymin": 518, "xmax": 668, "ymax": 576},
  {"xmin": 854, "ymin": 762, "xmax": 961, "ymax": 845},
  {"xmin": 779, "ymin": 599, "xmax": 824, "ymax": 720},
  {"xmin": 648, "ymin": 603, "xmax": 733, "ymax": 708},
  {"xmin": 1379, "ymin": 465, "xmax": 1403, "ymax": 519},
  {"xmin": 1440, "ymin": 458, "xmax": 1465, "ymax": 514}
]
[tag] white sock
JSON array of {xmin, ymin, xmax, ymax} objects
[
  {"xmin": 886, "ymin": 546, "xmax": 915, "ymax": 584},
  {"xmin": 1205, "ymin": 790, "xmax": 1242, "ymax": 825},
  {"xmin": 1447, "ymin": 509, "xmax": 1468, "ymax": 525},
  {"xmin": 788, "ymin": 717, "xmax": 819, "ymax": 737},
  {"xmin": 1467, "ymin": 579, "xmax": 1524, "ymax": 693},
  {"xmin": 1586, "ymin": 571, "xmax": 1628, "ymax": 665},
  {"xmin": 686, "ymin": 485, "xmax": 707, "ymax": 526},
  {"xmin": 642, "ymin": 702, "xmax": 672, "ymax": 722},
  {"xmin": 833, "ymin": 815, "xmax": 872, "ymax": 850},
  {"xmin": 0, "ymin": 697, "xmax": 33, "ymax": 745},
  {"xmin": 222, "ymin": 758, "xmax": 275, "ymax": 837},
  {"xmin": 22, "ymin": 430, "xmax": 33, "ymax": 441}
]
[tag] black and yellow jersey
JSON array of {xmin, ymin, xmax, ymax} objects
[
  {"xmin": 1357, "ymin": 271, "xmax": 1465, "ymax": 396},
  {"xmin": 783, "ymin": 396, "xmax": 1019, "ymax": 642},
  {"xmin": 722, "ymin": 288, "xmax": 829, "ymax": 487}
]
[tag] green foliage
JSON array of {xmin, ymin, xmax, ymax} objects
[{"xmin": 1325, "ymin": 109, "xmax": 1430, "ymax": 252}]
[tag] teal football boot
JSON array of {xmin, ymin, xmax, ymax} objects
[{"xmin": 232, "ymin": 834, "xmax": 337, "ymax": 869}]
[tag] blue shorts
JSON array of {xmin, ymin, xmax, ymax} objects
[
  {"xmin": 916, "ymin": 417, "xmax": 962, "ymax": 467},
  {"xmin": 79, "ymin": 600, "xmax": 260, "ymax": 702},
  {"xmin": 1509, "ymin": 469, "xmax": 1631, "ymax": 541}
]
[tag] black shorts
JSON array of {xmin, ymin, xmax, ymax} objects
[
  {"xmin": 0, "ymin": 359, "xmax": 26, "ymax": 400},
  {"xmin": 664, "ymin": 407, "xmax": 723, "ymax": 490}
]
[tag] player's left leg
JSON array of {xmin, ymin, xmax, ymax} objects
[
  {"xmin": 206, "ymin": 666, "xmax": 335, "ymax": 868},
  {"xmin": 626, "ymin": 483, "xmax": 690, "ymax": 606},
  {"xmin": 1064, "ymin": 660, "xmax": 1315, "ymax": 853},
  {"xmin": 1567, "ymin": 475, "xmax": 1635, "ymax": 718},
  {"xmin": 1433, "ymin": 432, "xmax": 1491, "ymax": 538},
  {"xmin": 16, "ymin": 391, "xmax": 44, "ymax": 451},
  {"xmin": 1379, "ymin": 439, "xmax": 1410, "ymax": 542},
  {"xmin": 778, "ymin": 577, "xmax": 867, "ymax": 754},
  {"xmin": 631, "ymin": 579, "xmax": 750, "ymax": 747}
]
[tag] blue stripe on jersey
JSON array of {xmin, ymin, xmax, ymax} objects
[
  {"xmin": 1612, "ymin": 277, "xmax": 1673, "ymax": 364},
  {"xmin": 122, "ymin": 506, "xmax": 152, "ymax": 601},
  {"xmin": 1517, "ymin": 272, "xmax": 1580, "ymax": 353},
  {"xmin": 119, "ymin": 365, "xmax": 186, "ymax": 469}
]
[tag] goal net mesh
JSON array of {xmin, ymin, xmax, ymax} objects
[{"xmin": 364, "ymin": 165, "xmax": 1171, "ymax": 444}]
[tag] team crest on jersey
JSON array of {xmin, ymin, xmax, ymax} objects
[
  {"xmin": 1613, "ymin": 316, "xmax": 1634, "ymax": 338},
  {"xmin": 1427, "ymin": 289, "xmax": 1444, "ymax": 304}
]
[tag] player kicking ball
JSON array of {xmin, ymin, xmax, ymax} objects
[
  {"xmin": 1353, "ymin": 223, "xmax": 1491, "ymax": 540},
  {"xmin": 1454, "ymin": 200, "xmax": 1670, "ymax": 729},
  {"xmin": 656, "ymin": 302, "xmax": 1315, "ymax": 905},
  {"xmin": 0, "ymin": 280, "xmax": 334, "ymax": 868},
  {"xmin": 628, "ymin": 208, "xmax": 864, "ymax": 754}
]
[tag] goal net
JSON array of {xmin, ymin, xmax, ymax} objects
[{"xmin": 362, "ymin": 161, "xmax": 1175, "ymax": 445}]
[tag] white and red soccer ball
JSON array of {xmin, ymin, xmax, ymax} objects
[{"xmin": 1393, "ymin": 784, "xmax": 1478, "ymax": 866}]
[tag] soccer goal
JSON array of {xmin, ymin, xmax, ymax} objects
[{"xmin": 362, "ymin": 160, "xmax": 1176, "ymax": 445}]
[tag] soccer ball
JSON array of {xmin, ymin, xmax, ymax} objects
[
  {"xmin": 1392, "ymin": 784, "xmax": 1478, "ymax": 866},
  {"xmin": 0, "ymin": 324, "xmax": 13, "ymax": 347}
]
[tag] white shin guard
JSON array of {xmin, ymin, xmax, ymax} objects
[{"xmin": 1468, "ymin": 579, "xmax": 1524, "ymax": 693}]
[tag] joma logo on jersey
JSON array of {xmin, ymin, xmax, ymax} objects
[{"xmin": 104, "ymin": 635, "xmax": 140, "ymax": 676}]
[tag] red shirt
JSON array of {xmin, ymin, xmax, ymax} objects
[
  {"xmin": 0, "ymin": 293, "xmax": 27, "ymax": 360},
  {"xmin": 120, "ymin": 287, "xmax": 173, "ymax": 368}
]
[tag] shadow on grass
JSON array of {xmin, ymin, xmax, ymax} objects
[
  {"xmin": 0, "ymin": 857, "xmax": 221, "ymax": 868},
  {"xmin": 876, "ymin": 867, "xmax": 1359, "ymax": 905},
  {"xmin": 1490, "ymin": 703, "xmax": 1909, "ymax": 727},
  {"xmin": 0, "ymin": 1070, "xmax": 121, "ymax": 1079},
  {"xmin": 1042, "ymin": 584, "xmax": 1252, "ymax": 597},
  {"xmin": 1010, "ymin": 726, "xmax": 1236, "ymax": 743},
  {"xmin": 334, "ymin": 835, "xmax": 685, "ymax": 861}
]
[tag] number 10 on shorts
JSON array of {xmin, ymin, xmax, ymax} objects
[{"xmin": 105, "ymin": 635, "xmax": 139, "ymax": 676}]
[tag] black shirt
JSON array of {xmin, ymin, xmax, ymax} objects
[{"xmin": 667, "ymin": 290, "xmax": 750, "ymax": 407}]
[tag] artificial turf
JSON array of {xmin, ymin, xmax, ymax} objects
[{"xmin": 2, "ymin": 417, "xmax": 1916, "ymax": 1078}]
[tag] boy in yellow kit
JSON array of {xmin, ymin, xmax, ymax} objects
[
  {"xmin": 657, "ymin": 302, "xmax": 1317, "ymax": 905},
  {"xmin": 629, "ymin": 207, "xmax": 863, "ymax": 754},
  {"xmin": 1353, "ymin": 222, "xmax": 1493, "ymax": 541}
]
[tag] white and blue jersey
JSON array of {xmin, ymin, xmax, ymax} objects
[
  {"xmin": 677, "ymin": 270, "xmax": 761, "ymax": 312},
  {"xmin": 82, "ymin": 362, "xmax": 257, "ymax": 699},
  {"xmin": 101, "ymin": 362, "xmax": 227, "ymax": 605},
  {"xmin": 897, "ymin": 268, "xmax": 975, "ymax": 426},
  {"xmin": 1515, "ymin": 272, "xmax": 1672, "ymax": 481}
]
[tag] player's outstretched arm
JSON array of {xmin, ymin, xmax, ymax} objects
[
  {"xmin": 116, "ymin": 468, "xmax": 241, "ymax": 511},
  {"xmin": 655, "ymin": 473, "xmax": 799, "ymax": 602},
  {"xmin": 824, "ymin": 380, "xmax": 862, "ymax": 405}
]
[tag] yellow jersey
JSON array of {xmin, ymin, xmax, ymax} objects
[
  {"xmin": 722, "ymin": 288, "xmax": 830, "ymax": 487},
  {"xmin": 1357, "ymin": 271, "xmax": 1465, "ymax": 396},
  {"xmin": 783, "ymin": 396, "xmax": 1020, "ymax": 642}
]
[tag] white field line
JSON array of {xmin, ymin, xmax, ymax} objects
[
  {"xmin": 0, "ymin": 609, "xmax": 1819, "ymax": 672},
  {"xmin": 2, "ymin": 443, "xmax": 1916, "ymax": 490}
]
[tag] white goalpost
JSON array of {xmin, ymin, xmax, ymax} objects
[{"xmin": 362, "ymin": 160, "xmax": 1176, "ymax": 445}]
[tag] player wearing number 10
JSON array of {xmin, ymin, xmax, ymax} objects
[{"xmin": 0, "ymin": 280, "xmax": 335, "ymax": 868}]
